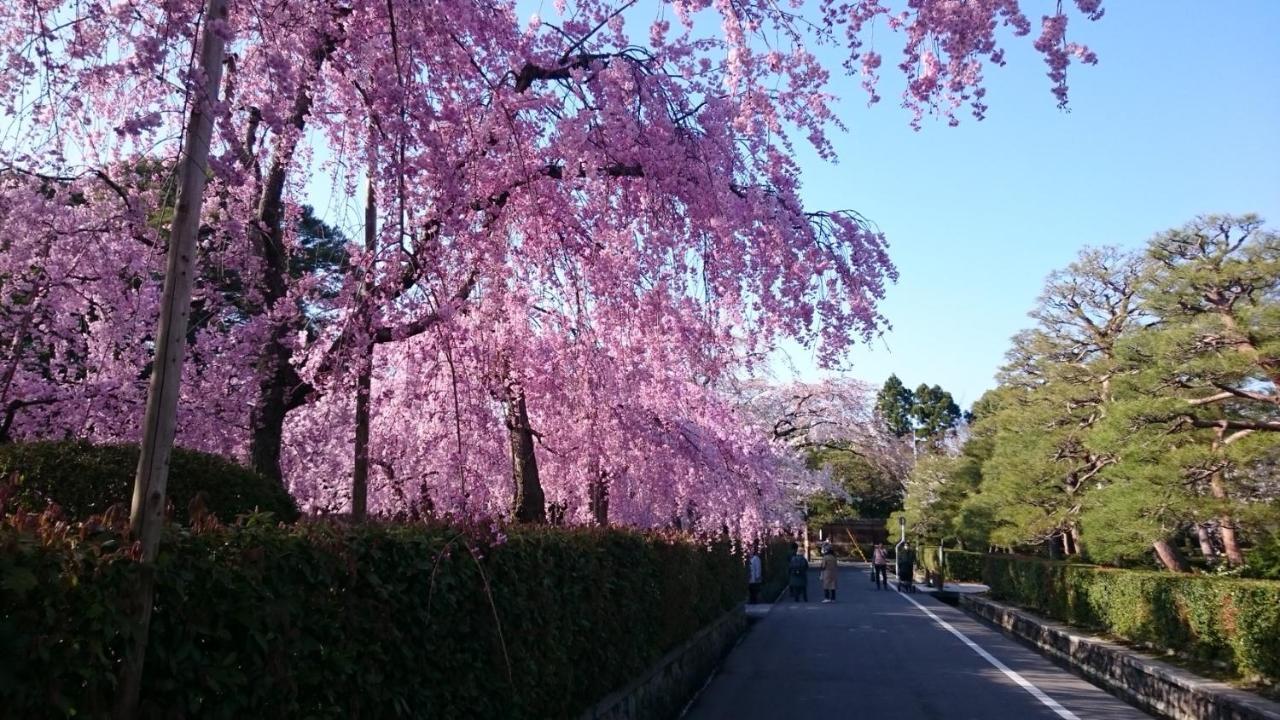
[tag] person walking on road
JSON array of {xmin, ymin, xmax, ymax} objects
[
  {"xmin": 820, "ymin": 542, "xmax": 838, "ymax": 602},
  {"xmin": 871, "ymin": 542, "xmax": 889, "ymax": 590},
  {"xmin": 788, "ymin": 542, "xmax": 809, "ymax": 602},
  {"xmin": 748, "ymin": 547, "xmax": 763, "ymax": 604}
]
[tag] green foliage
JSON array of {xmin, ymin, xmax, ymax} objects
[
  {"xmin": 927, "ymin": 218, "xmax": 1280, "ymax": 570},
  {"xmin": 873, "ymin": 375, "xmax": 964, "ymax": 449},
  {"xmin": 911, "ymin": 383, "xmax": 961, "ymax": 448},
  {"xmin": 756, "ymin": 537, "xmax": 796, "ymax": 601},
  {"xmin": 917, "ymin": 546, "xmax": 984, "ymax": 583},
  {"xmin": 0, "ymin": 441, "xmax": 298, "ymax": 524},
  {"xmin": 875, "ymin": 374, "xmax": 915, "ymax": 438},
  {"xmin": 983, "ymin": 554, "xmax": 1280, "ymax": 681},
  {"xmin": 1239, "ymin": 504, "xmax": 1280, "ymax": 580},
  {"xmin": 804, "ymin": 447, "xmax": 902, "ymax": 520},
  {"xmin": 0, "ymin": 517, "xmax": 742, "ymax": 719},
  {"xmin": 943, "ymin": 549, "xmax": 985, "ymax": 582},
  {"xmin": 898, "ymin": 454, "xmax": 983, "ymax": 547}
]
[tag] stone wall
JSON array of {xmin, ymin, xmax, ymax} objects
[
  {"xmin": 960, "ymin": 594, "xmax": 1280, "ymax": 720},
  {"xmin": 580, "ymin": 605, "xmax": 747, "ymax": 720}
]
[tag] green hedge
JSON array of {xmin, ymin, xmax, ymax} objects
[
  {"xmin": 0, "ymin": 441, "xmax": 298, "ymax": 523},
  {"xmin": 914, "ymin": 548, "xmax": 983, "ymax": 584},
  {"xmin": 943, "ymin": 550, "xmax": 985, "ymax": 583},
  {"xmin": 0, "ymin": 516, "xmax": 741, "ymax": 719},
  {"xmin": 983, "ymin": 554, "xmax": 1280, "ymax": 681},
  {"xmin": 756, "ymin": 538, "xmax": 794, "ymax": 601}
]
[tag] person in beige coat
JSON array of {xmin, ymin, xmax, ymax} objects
[{"xmin": 820, "ymin": 542, "xmax": 839, "ymax": 603}]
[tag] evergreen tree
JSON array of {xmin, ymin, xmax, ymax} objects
[
  {"xmin": 1094, "ymin": 215, "xmax": 1280, "ymax": 567},
  {"xmin": 911, "ymin": 383, "xmax": 962, "ymax": 449},
  {"xmin": 976, "ymin": 247, "xmax": 1149, "ymax": 560},
  {"xmin": 875, "ymin": 374, "xmax": 915, "ymax": 438}
]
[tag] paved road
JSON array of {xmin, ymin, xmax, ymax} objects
[{"xmin": 684, "ymin": 565, "xmax": 1152, "ymax": 720}]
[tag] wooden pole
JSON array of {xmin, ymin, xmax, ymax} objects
[{"xmin": 116, "ymin": 0, "xmax": 228, "ymax": 715}]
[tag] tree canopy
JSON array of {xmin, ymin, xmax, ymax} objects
[{"xmin": 899, "ymin": 216, "xmax": 1280, "ymax": 573}]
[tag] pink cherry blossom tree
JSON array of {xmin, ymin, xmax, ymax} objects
[{"xmin": 0, "ymin": 0, "xmax": 1108, "ymax": 536}]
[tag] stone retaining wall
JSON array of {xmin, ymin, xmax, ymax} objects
[
  {"xmin": 580, "ymin": 604, "xmax": 747, "ymax": 720},
  {"xmin": 960, "ymin": 594, "xmax": 1280, "ymax": 720}
]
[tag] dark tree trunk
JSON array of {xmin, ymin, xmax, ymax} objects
[
  {"xmin": 350, "ymin": 170, "xmax": 376, "ymax": 520},
  {"xmin": 1153, "ymin": 538, "xmax": 1190, "ymax": 573},
  {"xmin": 589, "ymin": 469, "xmax": 609, "ymax": 526},
  {"xmin": 245, "ymin": 21, "xmax": 346, "ymax": 483},
  {"xmin": 505, "ymin": 387, "xmax": 545, "ymax": 523},
  {"xmin": 351, "ymin": 349, "xmax": 372, "ymax": 518},
  {"xmin": 248, "ymin": 339, "xmax": 291, "ymax": 482}
]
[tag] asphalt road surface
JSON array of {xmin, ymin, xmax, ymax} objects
[{"xmin": 683, "ymin": 565, "xmax": 1153, "ymax": 720}]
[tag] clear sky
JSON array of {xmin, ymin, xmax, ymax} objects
[{"xmin": 775, "ymin": 1, "xmax": 1280, "ymax": 408}]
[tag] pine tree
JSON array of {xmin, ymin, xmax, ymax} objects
[{"xmin": 875, "ymin": 374, "xmax": 915, "ymax": 438}]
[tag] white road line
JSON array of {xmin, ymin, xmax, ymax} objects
[{"xmin": 893, "ymin": 588, "xmax": 1081, "ymax": 720}]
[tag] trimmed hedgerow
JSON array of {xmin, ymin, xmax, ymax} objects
[
  {"xmin": 0, "ymin": 441, "xmax": 298, "ymax": 523},
  {"xmin": 943, "ymin": 549, "xmax": 985, "ymax": 583},
  {"xmin": 0, "ymin": 514, "xmax": 742, "ymax": 719},
  {"xmin": 982, "ymin": 554, "xmax": 1280, "ymax": 681},
  {"xmin": 756, "ymin": 537, "xmax": 795, "ymax": 601}
]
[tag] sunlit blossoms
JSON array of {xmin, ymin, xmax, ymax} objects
[{"xmin": 0, "ymin": 0, "xmax": 1104, "ymax": 538}]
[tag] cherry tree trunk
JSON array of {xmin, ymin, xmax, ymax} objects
[
  {"xmin": 246, "ymin": 34, "xmax": 343, "ymax": 483},
  {"xmin": 249, "ymin": 347, "xmax": 291, "ymax": 482},
  {"xmin": 505, "ymin": 387, "xmax": 546, "ymax": 523},
  {"xmin": 116, "ymin": 0, "xmax": 227, "ymax": 716},
  {"xmin": 246, "ymin": 150, "xmax": 298, "ymax": 483},
  {"xmin": 1152, "ymin": 538, "xmax": 1190, "ymax": 573},
  {"xmin": 589, "ymin": 469, "xmax": 609, "ymax": 526},
  {"xmin": 350, "ymin": 174, "xmax": 376, "ymax": 520}
]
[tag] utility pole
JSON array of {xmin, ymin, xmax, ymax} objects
[{"xmin": 116, "ymin": 0, "xmax": 229, "ymax": 716}]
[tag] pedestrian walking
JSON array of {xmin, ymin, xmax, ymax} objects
[
  {"xmin": 820, "ymin": 542, "xmax": 838, "ymax": 602},
  {"xmin": 871, "ymin": 542, "xmax": 889, "ymax": 590},
  {"xmin": 748, "ymin": 547, "xmax": 763, "ymax": 604},
  {"xmin": 788, "ymin": 542, "xmax": 809, "ymax": 602}
]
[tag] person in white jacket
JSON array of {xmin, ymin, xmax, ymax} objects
[{"xmin": 748, "ymin": 548, "xmax": 763, "ymax": 604}]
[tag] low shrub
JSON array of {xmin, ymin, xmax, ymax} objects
[
  {"xmin": 983, "ymin": 554, "xmax": 1280, "ymax": 681},
  {"xmin": 0, "ymin": 441, "xmax": 298, "ymax": 523},
  {"xmin": 0, "ymin": 513, "xmax": 742, "ymax": 719}
]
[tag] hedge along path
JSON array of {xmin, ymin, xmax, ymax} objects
[
  {"xmin": 982, "ymin": 554, "xmax": 1280, "ymax": 682},
  {"xmin": 0, "ymin": 514, "xmax": 744, "ymax": 719}
]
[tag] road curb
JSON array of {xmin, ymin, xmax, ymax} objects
[
  {"xmin": 959, "ymin": 594, "xmax": 1280, "ymax": 720},
  {"xmin": 582, "ymin": 604, "xmax": 747, "ymax": 720}
]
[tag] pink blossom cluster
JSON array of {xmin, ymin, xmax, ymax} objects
[{"xmin": 0, "ymin": 0, "xmax": 1102, "ymax": 540}]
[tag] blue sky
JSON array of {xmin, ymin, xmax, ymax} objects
[{"xmin": 774, "ymin": 1, "xmax": 1280, "ymax": 407}]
